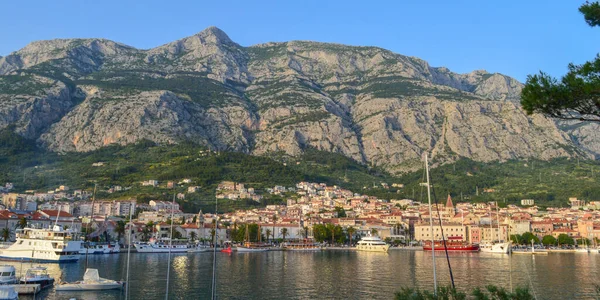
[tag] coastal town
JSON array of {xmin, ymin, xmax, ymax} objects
[{"xmin": 1, "ymin": 179, "xmax": 598, "ymax": 248}]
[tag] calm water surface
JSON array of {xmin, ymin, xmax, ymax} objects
[{"xmin": 9, "ymin": 250, "xmax": 600, "ymax": 299}]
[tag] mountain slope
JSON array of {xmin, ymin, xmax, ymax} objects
[{"xmin": 0, "ymin": 27, "xmax": 595, "ymax": 173}]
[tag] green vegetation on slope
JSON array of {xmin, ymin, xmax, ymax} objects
[
  {"xmin": 396, "ymin": 158, "xmax": 600, "ymax": 208},
  {"xmin": 1, "ymin": 127, "xmax": 599, "ymax": 212}
]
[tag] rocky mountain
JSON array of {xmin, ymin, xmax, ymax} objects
[{"xmin": 0, "ymin": 27, "xmax": 596, "ymax": 173}]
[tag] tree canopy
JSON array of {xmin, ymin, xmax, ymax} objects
[{"xmin": 521, "ymin": 2, "xmax": 600, "ymax": 123}]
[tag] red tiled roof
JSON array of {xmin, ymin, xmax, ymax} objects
[{"xmin": 40, "ymin": 210, "xmax": 73, "ymax": 217}]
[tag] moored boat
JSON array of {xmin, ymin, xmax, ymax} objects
[
  {"xmin": 283, "ymin": 240, "xmax": 323, "ymax": 251},
  {"xmin": 0, "ymin": 225, "xmax": 82, "ymax": 263},
  {"xmin": 55, "ymin": 268, "xmax": 124, "ymax": 291},
  {"xmin": 0, "ymin": 266, "xmax": 17, "ymax": 284},
  {"xmin": 356, "ymin": 235, "xmax": 391, "ymax": 253},
  {"xmin": 237, "ymin": 242, "xmax": 270, "ymax": 252},
  {"xmin": 423, "ymin": 238, "xmax": 479, "ymax": 252},
  {"xmin": 134, "ymin": 238, "xmax": 197, "ymax": 253},
  {"xmin": 79, "ymin": 242, "xmax": 120, "ymax": 255},
  {"xmin": 19, "ymin": 266, "xmax": 54, "ymax": 289},
  {"xmin": 480, "ymin": 241, "xmax": 511, "ymax": 254}
]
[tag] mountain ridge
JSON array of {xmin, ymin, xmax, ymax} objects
[{"xmin": 0, "ymin": 27, "xmax": 596, "ymax": 173}]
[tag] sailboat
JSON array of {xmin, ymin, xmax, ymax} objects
[
  {"xmin": 480, "ymin": 205, "xmax": 511, "ymax": 254},
  {"xmin": 237, "ymin": 224, "xmax": 269, "ymax": 252}
]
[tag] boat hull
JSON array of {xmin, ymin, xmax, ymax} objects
[
  {"xmin": 285, "ymin": 247, "xmax": 323, "ymax": 252},
  {"xmin": 423, "ymin": 245, "xmax": 479, "ymax": 252},
  {"xmin": 55, "ymin": 282, "xmax": 124, "ymax": 291},
  {"xmin": 236, "ymin": 247, "xmax": 269, "ymax": 252},
  {"xmin": 480, "ymin": 243, "xmax": 511, "ymax": 254},
  {"xmin": 134, "ymin": 243, "xmax": 194, "ymax": 253},
  {"xmin": 0, "ymin": 254, "xmax": 79, "ymax": 263},
  {"xmin": 356, "ymin": 244, "xmax": 391, "ymax": 253}
]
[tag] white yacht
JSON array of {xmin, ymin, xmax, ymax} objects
[
  {"xmin": 78, "ymin": 242, "xmax": 120, "ymax": 255},
  {"xmin": 0, "ymin": 225, "xmax": 82, "ymax": 263},
  {"xmin": 356, "ymin": 235, "xmax": 391, "ymax": 253},
  {"xmin": 480, "ymin": 241, "xmax": 512, "ymax": 254},
  {"xmin": 0, "ymin": 266, "xmax": 17, "ymax": 284}
]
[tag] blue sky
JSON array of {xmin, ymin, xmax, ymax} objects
[{"xmin": 0, "ymin": 0, "xmax": 597, "ymax": 82}]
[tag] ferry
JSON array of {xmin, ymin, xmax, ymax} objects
[
  {"xmin": 0, "ymin": 225, "xmax": 82, "ymax": 263},
  {"xmin": 356, "ymin": 235, "xmax": 391, "ymax": 253},
  {"xmin": 423, "ymin": 237, "xmax": 479, "ymax": 252}
]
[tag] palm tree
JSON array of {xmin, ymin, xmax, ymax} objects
[
  {"xmin": 1, "ymin": 228, "xmax": 10, "ymax": 242},
  {"xmin": 190, "ymin": 231, "xmax": 197, "ymax": 242},
  {"xmin": 18, "ymin": 217, "xmax": 27, "ymax": 229},
  {"xmin": 371, "ymin": 228, "xmax": 378, "ymax": 236},
  {"xmin": 115, "ymin": 220, "xmax": 126, "ymax": 243},
  {"xmin": 265, "ymin": 229, "xmax": 272, "ymax": 242},
  {"xmin": 303, "ymin": 226, "xmax": 309, "ymax": 239},
  {"xmin": 281, "ymin": 228, "xmax": 288, "ymax": 242},
  {"xmin": 347, "ymin": 226, "xmax": 356, "ymax": 246}
]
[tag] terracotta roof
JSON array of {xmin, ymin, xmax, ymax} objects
[
  {"xmin": 181, "ymin": 223, "xmax": 199, "ymax": 229},
  {"xmin": 40, "ymin": 210, "xmax": 73, "ymax": 217}
]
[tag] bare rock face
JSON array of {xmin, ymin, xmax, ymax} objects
[
  {"xmin": 0, "ymin": 27, "xmax": 596, "ymax": 173},
  {"xmin": 39, "ymin": 88, "xmax": 257, "ymax": 153},
  {"xmin": 0, "ymin": 75, "xmax": 81, "ymax": 139}
]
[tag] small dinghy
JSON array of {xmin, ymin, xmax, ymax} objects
[{"xmin": 55, "ymin": 268, "xmax": 124, "ymax": 291}]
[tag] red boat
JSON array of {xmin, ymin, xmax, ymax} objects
[
  {"xmin": 221, "ymin": 246, "xmax": 233, "ymax": 253},
  {"xmin": 422, "ymin": 237, "xmax": 479, "ymax": 252}
]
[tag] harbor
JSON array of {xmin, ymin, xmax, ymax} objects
[{"xmin": 0, "ymin": 249, "xmax": 596, "ymax": 299}]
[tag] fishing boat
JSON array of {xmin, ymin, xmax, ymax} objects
[
  {"xmin": 0, "ymin": 286, "xmax": 17, "ymax": 300},
  {"xmin": 19, "ymin": 266, "xmax": 54, "ymax": 289},
  {"xmin": 423, "ymin": 237, "xmax": 480, "ymax": 252},
  {"xmin": 79, "ymin": 242, "xmax": 120, "ymax": 255},
  {"xmin": 356, "ymin": 235, "xmax": 391, "ymax": 253},
  {"xmin": 55, "ymin": 268, "xmax": 124, "ymax": 291},
  {"xmin": 0, "ymin": 266, "xmax": 17, "ymax": 284}
]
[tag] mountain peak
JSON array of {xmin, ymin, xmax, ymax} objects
[{"xmin": 194, "ymin": 26, "xmax": 233, "ymax": 44}]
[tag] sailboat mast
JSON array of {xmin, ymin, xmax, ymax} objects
[
  {"xmin": 496, "ymin": 205, "xmax": 501, "ymax": 242},
  {"xmin": 425, "ymin": 154, "xmax": 437, "ymax": 293},
  {"xmin": 211, "ymin": 196, "xmax": 218, "ymax": 300},
  {"xmin": 125, "ymin": 202, "xmax": 134, "ymax": 300},
  {"xmin": 165, "ymin": 193, "xmax": 176, "ymax": 300}
]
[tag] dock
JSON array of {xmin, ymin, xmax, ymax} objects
[{"xmin": 10, "ymin": 284, "xmax": 41, "ymax": 295}]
